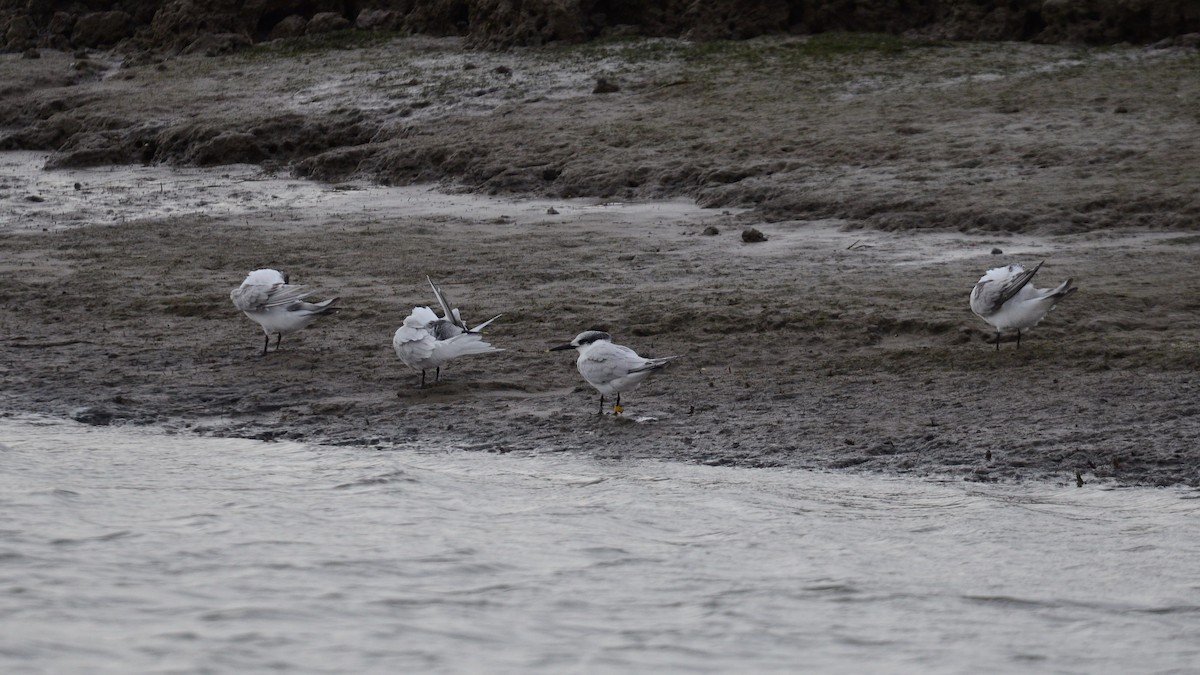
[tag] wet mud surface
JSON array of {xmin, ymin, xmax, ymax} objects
[{"xmin": 2, "ymin": 35, "xmax": 1199, "ymax": 487}]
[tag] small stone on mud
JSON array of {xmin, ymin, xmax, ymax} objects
[
  {"xmin": 22, "ymin": 48, "xmax": 40, "ymax": 59},
  {"xmin": 493, "ymin": 65, "xmax": 512, "ymax": 75},
  {"xmin": 74, "ymin": 182, "xmax": 82, "ymax": 191},
  {"xmin": 991, "ymin": 247, "xmax": 1002, "ymax": 254},
  {"xmin": 25, "ymin": 195, "xmax": 45, "ymax": 203},
  {"xmin": 463, "ymin": 62, "xmax": 477, "ymax": 70},
  {"xmin": 546, "ymin": 207, "xmax": 558, "ymax": 214},
  {"xmin": 702, "ymin": 225, "xmax": 720, "ymax": 236},
  {"xmin": 593, "ymin": 78, "xmax": 619, "ymax": 94},
  {"xmin": 741, "ymin": 227, "xmax": 767, "ymax": 243},
  {"xmin": 71, "ymin": 406, "xmax": 113, "ymax": 426}
]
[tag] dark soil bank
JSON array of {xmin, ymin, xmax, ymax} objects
[
  {"xmin": 3, "ymin": 35, "xmax": 1199, "ymax": 231},
  {"xmin": 1, "ymin": 30, "xmax": 1199, "ymax": 487},
  {"xmin": 2, "ymin": 0, "xmax": 1199, "ymax": 54}
]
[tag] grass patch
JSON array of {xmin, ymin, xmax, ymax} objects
[
  {"xmin": 533, "ymin": 31, "xmax": 947, "ymax": 88},
  {"xmin": 787, "ymin": 31, "xmax": 945, "ymax": 56},
  {"xmin": 240, "ymin": 30, "xmax": 401, "ymax": 61},
  {"xmin": 552, "ymin": 32, "xmax": 942, "ymax": 63},
  {"xmin": 1162, "ymin": 234, "xmax": 1200, "ymax": 246}
]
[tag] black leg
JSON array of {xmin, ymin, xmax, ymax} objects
[
  {"xmin": 420, "ymin": 370, "xmax": 426, "ymax": 388},
  {"xmin": 436, "ymin": 366, "xmax": 441, "ymax": 382},
  {"xmin": 1016, "ymin": 330, "xmax": 1022, "ymax": 349},
  {"xmin": 599, "ymin": 395, "xmax": 605, "ymax": 416},
  {"xmin": 275, "ymin": 333, "xmax": 283, "ymax": 351},
  {"xmin": 262, "ymin": 334, "xmax": 270, "ymax": 356},
  {"xmin": 994, "ymin": 332, "xmax": 1000, "ymax": 352}
]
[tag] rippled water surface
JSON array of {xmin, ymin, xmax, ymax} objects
[{"xmin": 2, "ymin": 415, "xmax": 1198, "ymax": 673}]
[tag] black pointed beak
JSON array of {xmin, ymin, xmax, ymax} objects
[{"xmin": 548, "ymin": 343, "xmax": 574, "ymax": 352}]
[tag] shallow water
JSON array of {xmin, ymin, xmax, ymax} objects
[
  {"xmin": 0, "ymin": 151, "xmax": 731, "ymax": 234},
  {"xmin": 1, "ymin": 415, "xmax": 1198, "ymax": 674}
]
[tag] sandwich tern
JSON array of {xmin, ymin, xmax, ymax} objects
[
  {"xmin": 550, "ymin": 331, "xmax": 679, "ymax": 415},
  {"xmin": 393, "ymin": 277, "xmax": 502, "ymax": 387},
  {"xmin": 230, "ymin": 268, "xmax": 339, "ymax": 356},
  {"xmin": 970, "ymin": 260, "xmax": 1076, "ymax": 350}
]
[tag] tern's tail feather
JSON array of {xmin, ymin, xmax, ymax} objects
[
  {"xmin": 469, "ymin": 314, "xmax": 502, "ymax": 333},
  {"xmin": 305, "ymin": 297, "xmax": 340, "ymax": 315},
  {"xmin": 437, "ymin": 333, "xmax": 503, "ymax": 361},
  {"xmin": 1048, "ymin": 278, "xmax": 1076, "ymax": 299},
  {"xmin": 630, "ymin": 355, "xmax": 680, "ymax": 374}
]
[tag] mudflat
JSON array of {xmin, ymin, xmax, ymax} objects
[{"xmin": 2, "ymin": 34, "xmax": 1198, "ymax": 486}]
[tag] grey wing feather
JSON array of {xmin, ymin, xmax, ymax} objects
[
  {"xmin": 231, "ymin": 283, "xmax": 309, "ymax": 312},
  {"xmin": 262, "ymin": 284, "xmax": 312, "ymax": 308},
  {"xmin": 975, "ymin": 262, "xmax": 1042, "ymax": 315},
  {"xmin": 970, "ymin": 281, "xmax": 1002, "ymax": 317},
  {"xmin": 581, "ymin": 352, "xmax": 629, "ymax": 384},
  {"xmin": 594, "ymin": 343, "xmax": 651, "ymax": 375},
  {"xmin": 427, "ymin": 277, "xmax": 467, "ymax": 331},
  {"xmin": 230, "ymin": 286, "xmax": 262, "ymax": 311},
  {"xmin": 993, "ymin": 260, "xmax": 1041, "ymax": 307}
]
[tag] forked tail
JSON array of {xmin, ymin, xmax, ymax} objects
[
  {"xmin": 313, "ymin": 297, "xmax": 340, "ymax": 315},
  {"xmin": 469, "ymin": 314, "xmax": 502, "ymax": 333},
  {"xmin": 439, "ymin": 333, "xmax": 504, "ymax": 360},
  {"xmin": 1049, "ymin": 279, "xmax": 1077, "ymax": 299},
  {"xmin": 295, "ymin": 297, "xmax": 339, "ymax": 315},
  {"xmin": 630, "ymin": 355, "xmax": 680, "ymax": 373}
]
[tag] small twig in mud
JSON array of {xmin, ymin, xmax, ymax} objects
[
  {"xmin": 846, "ymin": 240, "xmax": 872, "ymax": 251},
  {"xmin": 648, "ymin": 80, "xmax": 690, "ymax": 93},
  {"xmin": 7, "ymin": 340, "xmax": 93, "ymax": 348}
]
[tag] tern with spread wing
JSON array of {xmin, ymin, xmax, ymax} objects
[
  {"xmin": 393, "ymin": 277, "xmax": 502, "ymax": 387},
  {"xmin": 230, "ymin": 268, "xmax": 340, "ymax": 356},
  {"xmin": 550, "ymin": 331, "xmax": 679, "ymax": 415},
  {"xmin": 970, "ymin": 261, "xmax": 1076, "ymax": 350}
]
